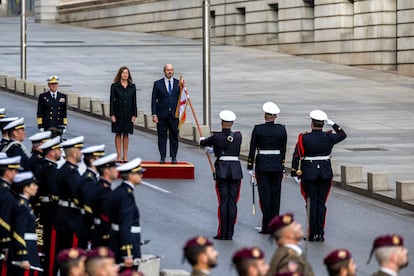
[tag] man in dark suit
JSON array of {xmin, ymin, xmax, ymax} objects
[
  {"xmin": 37, "ymin": 75, "xmax": 67, "ymax": 132},
  {"xmin": 151, "ymin": 64, "xmax": 180, "ymax": 164}
]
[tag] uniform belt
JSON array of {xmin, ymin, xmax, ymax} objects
[
  {"xmin": 218, "ymin": 156, "xmax": 239, "ymax": 161},
  {"xmin": 111, "ymin": 224, "xmax": 141, "ymax": 233},
  {"xmin": 303, "ymin": 155, "xmax": 331, "ymax": 161},
  {"xmin": 24, "ymin": 233, "xmax": 37, "ymax": 241},
  {"xmin": 39, "ymin": 196, "xmax": 50, "ymax": 203},
  {"xmin": 258, "ymin": 149, "xmax": 280, "ymax": 155},
  {"xmin": 80, "ymin": 209, "xmax": 85, "ymax": 215},
  {"xmin": 94, "ymin": 218, "xmax": 101, "ymax": 225},
  {"xmin": 58, "ymin": 199, "xmax": 79, "ymax": 209}
]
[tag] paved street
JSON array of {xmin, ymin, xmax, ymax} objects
[{"xmin": 2, "ymin": 89, "xmax": 414, "ymax": 275}]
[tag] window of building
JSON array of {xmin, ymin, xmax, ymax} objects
[
  {"xmin": 268, "ymin": 3, "xmax": 279, "ymax": 40},
  {"xmin": 210, "ymin": 10, "xmax": 216, "ymax": 37}
]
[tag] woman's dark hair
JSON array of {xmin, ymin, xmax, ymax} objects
[{"xmin": 113, "ymin": 66, "xmax": 133, "ymax": 83}]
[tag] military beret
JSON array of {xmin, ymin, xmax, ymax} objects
[
  {"xmin": 57, "ymin": 248, "xmax": 87, "ymax": 265},
  {"xmin": 60, "ymin": 136, "xmax": 84, "ymax": 149},
  {"xmin": 232, "ymin": 247, "xmax": 265, "ymax": 264},
  {"xmin": 267, "ymin": 213, "xmax": 294, "ymax": 234},
  {"xmin": 93, "ymin": 153, "xmax": 118, "ymax": 168},
  {"xmin": 0, "ymin": 156, "xmax": 22, "ymax": 170},
  {"xmin": 116, "ymin": 158, "xmax": 145, "ymax": 174},
  {"xmin": 373, "ymin": 234, "xmax": 404, "ymax": 249},
  {"xmin": 3, "ymin": 117, "xmax": 25, "ymax": 131},
  {"xmin": 86, "ymin": 247, "xmax": 115, "ymax": 260},
  {"xmin": 219, "ymin": 110, "xmax": 236, "ymax": 122},
  {"xmin": 81, "ymin": 144, "xmax": 105, "ymax": 157},
  {"xmin": 47, "ymin": 75, "xmax": 59, "ymax": 84},
  {"xmin": 309, "ymin": 110, "xmax": 327, "ymax": 121},
  {"xmin": 263, "ymin": 102, "xmax": 280, "ymax": 115},
  {"xmin": 29, "ymin": 131, "xmax": 52, "ymax": 144},
  {"xmin": 183, "ymin": 235, "xmax": 213, "ymax": 250},
  {"xmin": 324, "ymin": 249, "xmax": 352, "ymax": 265}
]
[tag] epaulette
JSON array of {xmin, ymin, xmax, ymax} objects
[{"xmin": 127, "ymin": 188, "xmax": 133, "ymax": 193}]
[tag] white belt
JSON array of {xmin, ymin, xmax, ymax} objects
[
  {"xmin": 58, "ymin": 200, "xmax": 79, "ymax": 209},
  {"xmin": 24, "ymin": 233, "xmax": 37, "ymax": 241},
  {"xmin": 258, "ymin": 149, "xmax": 280, "ymax": 155},
  {"xmin": 94, "ymin": 218, "xmax": 101, "ymax": 225},
  {"xmin": 40, "ymin": 196, "xmax": 50, "ymax": 203},
  {"xmin": 219, "ymin": 156, "xmax": 239, "ymax": 161},
  {"xmin": 80, "ymin": 209, "xmax": 85, "ymax": 215},
  {"xmin": 111, "ymin": 224, "xmax": 141, "ymax": 233},
  {"xmin": 303, "ymin": 155, "xmax": 331, "ymax": 161}
]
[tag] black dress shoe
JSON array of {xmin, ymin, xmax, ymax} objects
[
  {"xmin": 213, "ymin": 236, "xmax": 232, "ymax": 240},
  {"xmin": 160, "ymin": 158, "xmax": 165, "ymax": 164},
  {"xmin": 316, "ymin": 235, "xmax": 325, "ymax": 242},
  {"xmin": 172, "ymin": 157, "xmax": 177, "ymax": 164}
]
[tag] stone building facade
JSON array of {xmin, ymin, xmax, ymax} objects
[{"xmin": 38, "ymin": 0, "xmax": 414, "ymax": 76}]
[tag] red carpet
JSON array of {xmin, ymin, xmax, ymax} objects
[{"xmin": 141, "ymin": 161, "xmax": 195, "ymax": 179}]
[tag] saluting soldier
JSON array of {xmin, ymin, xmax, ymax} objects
[
  {"xmin": 37, "ymin": 75, "xmax": 67, "ymax": 132},
  {"xmin": 0, "ymin": 116, "xmax": 18, "ymax": 150},
  {"xmin": 199, "ymin": 110, "xmax": 243, "ymax": 240},
  {"xmin": 9, "ymin": 172, "xmax": 42, "ymax": 275},
  {"xmin": 1, "ymin": 118, "xmax": 30, "ymax": 170},
  {"xmin": 266, "ymin": 213, "xmax": 314, "ymax": 276},
  {"xmin": 78, "ymin": 145, "xmax": 105, "ymax": 250},
  {"xmin": 54, "ymin": 136, "xmax": 84, "ymax": 272},
  {"xmin": 90, "ymin": 153, "xmax": 118, "ymax": 248},
  {"xmin": 36, "ymin": 136, "xmax": 62, "ymax": 276},
  {"xmin": 109, "ymin": 158, "xmax": 145, "ymax": 270},
  {"xmin": 0, "ymin": 156, "xmax": 21, "ymax": 276},
  {"xmin": 291, "ymin": 110, "xmax": 346, "ymax": 242},
  {"xmin": 247, "ymin": 102, "xmax": 287, "ymax": 234}
]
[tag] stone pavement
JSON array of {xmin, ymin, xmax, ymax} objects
[{"xmin": 1, "ymin": 17, "xmax": 414, "ymax": 208}]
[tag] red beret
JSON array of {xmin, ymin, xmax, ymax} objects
[
  {"xmin": 274, "ymin": 272, "xmax": 303, "ymax": 276},
  {"xmin": 86, "ymin": 247, "xmax": 115, "ymax": 259},
  {"xmin": 232, "ymin": 247, "xmax": 265, "ymax": 263},
  {"xmin": 373, "ymin": 234, "xmax": 404, "ymax": 249},
  {"xmin": 183, "ymin": 235, "xmax": 213, "ymax": 250},
  {"xmin": 324, "ymin": 249, "xmax": 352, "ymax": 265},
  {"xmin": 268, "ymin": 213, "xmax": 294, "ymax": 234},
  {"xmin": 57, "ymin": 248, "xmax": 86, "ymax": 264}
]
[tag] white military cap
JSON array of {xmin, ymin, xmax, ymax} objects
[
  {"xmin": 47, "ymin": 75, "xmax": 59, "ymax": 84},
  {"xmin": 29, "ymin": 131, "xmax": 52, "ymax": 144},
  {"xmin": 13, "ymin": 171, "xmax": 36, "ymax": 185},
  {"xmin": 0, "ymin": 152, "xmax": 7, "ymax": 159},
  {"xmin": 81, "ymin": 144, "xmax": 105, "ymax": 157},
  {"xmin": 116, "ymin": 157, "xmax": 146, "ymax": 174},
  {"xmin": 93, "ymin": 153, "xmax": 118, "ymax": 168},
  {"xmin": 3, "ymin": 117, "xmax": 25, "ymax": 131},
  {"xmin": 310, "ymin": 110, "xmax": 327, "ymax": 121},
  {"xmin": 0, "ymin": 117, "xmax": 19, "ymax": 130},
  {"xmin": 263, "ymin": 102, "xmax": 280, "ymax": 115},
  {"xmin": 39, "ymin": 136, "xmax": 61, "ymax": 151},
  {"xmin": 60, "ymin": 136, "xmax": 84, "ymax": 149},
  {"xmin": 219, "ymin": 110, "xmax": 236, "ymax": 122},
  {"xmin": 0, "ymin": 156, "xmax": 22, "ymax": 170},
  {"xmin": 0, "ymin": 108, "xmax": 5, "ymax": 117}
]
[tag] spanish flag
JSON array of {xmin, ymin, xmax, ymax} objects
[{"xmin": 175, "ymin": 75, "xmax": 189, "ymax": 128}]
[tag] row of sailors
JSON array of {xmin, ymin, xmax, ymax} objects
[{"xmin": 0, "ymin": 112, "xmax": 146, "ymax": 275}]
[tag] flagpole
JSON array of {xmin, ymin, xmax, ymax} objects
[{"xmin": 183, "ymin": 86, "xmax": 216, "ymax": 179}]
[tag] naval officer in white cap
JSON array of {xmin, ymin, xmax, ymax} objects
[
  {"xmin": 247, "ymin": 102, "xmax": 287, "ymax": 234},
  {"xmin": 291, "ymin": 110, "xmax": 346, "ymax": 242},
  {"xmin": 200, "ymin": 110, "xmax": 243, "ymax": 240}
]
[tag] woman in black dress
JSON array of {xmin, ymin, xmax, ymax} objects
[{"xmin": 110, "ymin": 66, "xmax": 137, "ymax": 162}]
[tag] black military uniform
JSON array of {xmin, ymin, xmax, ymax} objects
[
  {"xmin": 1, "ymin": 118, "xmax": 30, "ymax": 170},
  {"xmin": 109, "ymin": 158, "xmax": 145, "ymax": 265},
  {"xmin": 9, "ymin": 172, "xmax": 42, "ymax": 276},
  {"xmin": 91, "ymin": 178, "xmax": 112, "ymax": 248},
  {"xmin": 0, "ymin": 116, "xmax": 18, "ymax": 150},
  {"xmin": 291, "ymin": 110, "xmax": 346, "ymax": 241},
  {"xmin": 200, "ymin": 110, "xmax": 243, "ymax": 240},
  {"xmin": 36, "ymin": 76, "xmax": 67, "ymax": 131},
  {"xmin": 247, "ymin": 102, "xmax": 287, "ymax": 233},
  {"xmin": 54, "ymin": 136, "xmax": 84, "ymax": 271}
]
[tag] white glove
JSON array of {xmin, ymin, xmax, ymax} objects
[
  {"xmin": 39, "ymin": 128, "xmax": 44, "ymax": 132},
  {"xmin": 325, "ymin": 118, "xmax": 335, "ymax": 126},
  {"xmin": 293, "ymin": 176, "xmax": 300, "ymax": 184},
  {"xmin": 248, "ymin": 170, "xmax": 255, "ymax": 177},
  {"xmin": 204, "ymin": 146, "xmax": 213, "ymax": 154}
]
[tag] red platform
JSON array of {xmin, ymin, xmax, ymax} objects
[{"xmin": 141, "ymin": 161, "xmax": 195, "ymax": 179}]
